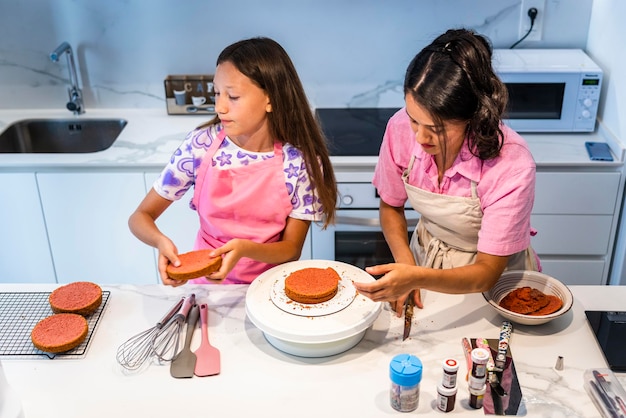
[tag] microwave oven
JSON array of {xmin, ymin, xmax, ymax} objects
[{"xmin": 493, "ymin": 49, "xmax": 602, "ymax": 132}]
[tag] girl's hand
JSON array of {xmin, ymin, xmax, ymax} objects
[
  {"xmin": 203, "ymin": 238, "xmax": 248, "ymax": 281},
  {"xmin": 156, "ymin": 237, "xmax": 186, "ymax": 287}
]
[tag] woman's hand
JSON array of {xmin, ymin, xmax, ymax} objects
[{"xmin": 353, "ymin": 263, "xmax": 424, "ymax": 316}]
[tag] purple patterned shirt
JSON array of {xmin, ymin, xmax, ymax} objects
[{"xmin": 153, "ymin": 124, "xmax": 323, "ymax": 221}]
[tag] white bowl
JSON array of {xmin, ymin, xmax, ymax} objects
[{"xmin": 482, "ymin": 270, "xmax": 573, "ymax": 325}]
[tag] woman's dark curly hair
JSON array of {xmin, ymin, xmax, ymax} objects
[{"xmin": 404, "ymin": 28, "xmax": 508, "ymax": 160}]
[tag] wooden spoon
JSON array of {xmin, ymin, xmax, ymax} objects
[{"xmin": 194, "ymin": 303, "xmax": 221, "ymax": 376}]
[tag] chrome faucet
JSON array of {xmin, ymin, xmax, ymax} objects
[{"xmin": 50, "ymin": 42, "xmax": 84, "ymax": 114}]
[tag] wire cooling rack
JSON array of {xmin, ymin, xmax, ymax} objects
[{"xmin": 0, "ymin": 291, "xmax": 110, "ymax": 359}]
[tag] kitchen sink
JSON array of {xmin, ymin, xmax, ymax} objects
[{"xmin": 0, "ymin": 118, "xmax": 127, "ymax": 153}]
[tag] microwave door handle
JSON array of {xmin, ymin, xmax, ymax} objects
[{"xmin": 335, "ymin": 215, "xmax": 419, "ymax": 228}]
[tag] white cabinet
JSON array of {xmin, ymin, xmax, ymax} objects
[
  {"xmin": 37, "ymin": 172, "xmax": 158, "ymax": 284},
  {"xmin": 531, "ymin": 171, "xmax": 621, "ymax": 285},
  {"xmin": 5, "ymin": 164, "xmax": 615, "ymax": 286},
  {"xmin": 0, "ymin": 173, "xmax": 55, "ymax": 283},
  {"xmin": 144, "ymin": 172, "xmax": 200, "ymax": 274}
]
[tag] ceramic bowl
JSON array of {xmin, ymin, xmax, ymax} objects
[{"xmin": 482, "ymin": 270, "xmax": 573, "ymax": 325}]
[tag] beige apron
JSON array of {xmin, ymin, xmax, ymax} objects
[{"xmin": 402, "ymin": 156, "xmax": 537, "ymax": 271}]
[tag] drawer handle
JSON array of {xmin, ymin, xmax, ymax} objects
[{"xmin": 335, "ymin": 215, "xmax": 419, "ymax": 228}]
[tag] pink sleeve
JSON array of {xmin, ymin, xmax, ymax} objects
[
  {"xmin": 477, "ymin": 128, "xmax": 536, "ymax": 256},
  {"xmin": 372, "ymin": 109, "xmax": 414, "ymax": 207}
]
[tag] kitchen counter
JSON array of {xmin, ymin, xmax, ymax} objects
[
  {"xmin": 2, "ymin": 283, "xmax": 625, "ymax": 418},
  {"xmin": 0, "ymin": 109, "xmax": 623, "ymax": 175}
]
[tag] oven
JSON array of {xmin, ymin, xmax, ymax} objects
[
  {"xmin": 310, "ymin": 182, "xmax": 419, "ymax": 270},
  {"xmin": 311, "ymin": 106, "xmax": 419, "ymax": 270}
]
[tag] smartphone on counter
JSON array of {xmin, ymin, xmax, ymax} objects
[{"xmin": 585, "ymin": 141, "xmax": 614, "ymax": 161}]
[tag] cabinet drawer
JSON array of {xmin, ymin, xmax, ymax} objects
[
  {"xmin": 539, "ymin": 258, "xmax": 606, "ymax": 285},
  {"xmin": 531, "ymin": 214, "xmax": 612, "ymax": 255},
  {"xmin": 0, "ymin": 173, "xmax": 56, "ymax": 283},
  {"xmin": 534, "ymin": 172, "xmax": 620, "ymax": 215},
  {"xmin": 38, "ymin": 172, "xmax": 157, "ymax": 284}
]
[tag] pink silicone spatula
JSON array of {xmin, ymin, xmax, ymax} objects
[{"xmin": 194, "ymin": 303, "xmax": 221, "ymax": 376}]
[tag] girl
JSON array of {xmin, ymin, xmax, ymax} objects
[
  {"xmin": 129, "ymin": 37, "xmax": 337, "ymax": 286},
  {"xmin": 353, "ymin": 29, "xmax": 540, "ymax": 314}
]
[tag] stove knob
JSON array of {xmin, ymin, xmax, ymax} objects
[{"xmin": 341, "ymin": 195, "xmax": 354, "ymax": 206}]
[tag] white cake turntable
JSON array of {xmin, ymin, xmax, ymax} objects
[{"xmin": 245, "ymin": 260, "xmax": 382, "ymax": 357}]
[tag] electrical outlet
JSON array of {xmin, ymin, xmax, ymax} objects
[{"xmin": 519, "ymin": 0, "xmax": 545, "ymax": 42}]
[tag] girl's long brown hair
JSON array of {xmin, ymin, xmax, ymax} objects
[{"xmin": 202, "ymin": 37, "xmax": 337, "ymax": 227}]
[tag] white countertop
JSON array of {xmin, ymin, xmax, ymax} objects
[
  {"xmin": 0, "ymin": 109, "xmax": 623, "ymax": 173},
  {"xmin": 2, "ymin": 283, "xmax": 625, "ymax": 418}
]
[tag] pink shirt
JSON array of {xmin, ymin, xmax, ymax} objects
[{"xmin": 373, "ymin": 108, "xmax": 536, "ymax": 257}]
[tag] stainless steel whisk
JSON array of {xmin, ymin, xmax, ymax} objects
[
  {"xmin": 152, "ymin": 293, "xmax": 196, "ymax": 362},
  {"xmin": 116, "ymin": 296, "xmax": 184, "ymax": 370}
]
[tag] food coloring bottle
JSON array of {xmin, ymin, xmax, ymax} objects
[
  {"xmin": 441, "ymin": 358, "xmax": 459, "ymax": 389},
  {"xmin": 469, "ymin": 384, "xmax": 487, "ymax": 409},
  {"xmin": 469, "ymin": 348, "xmax": 490, "ymax": 389},
  {"xmin": 436, "ymin": 383, "xmax": 457, "ymax": 412},
  {"xmin": 389, "ymin": 354, "xmax": 422, "ymax": 412}
]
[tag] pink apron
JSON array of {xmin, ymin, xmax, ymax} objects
[{"xmin": 190, "ymin": 130, "xmax": 292, "ymax": 284}]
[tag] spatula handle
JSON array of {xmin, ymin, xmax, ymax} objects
[
  {"xmin": 200, "ymin": 303, "xmax": 209, "ymax": 342},
  {"xmin": 178, "ymin": 293, "xmax": 196, "ymax": 320},
  {"xmin": 184, "ymin": 305, "xmax": 200, "ymax": 347}
]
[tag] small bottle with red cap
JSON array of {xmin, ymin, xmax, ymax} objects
[
  {"xmin": 437, "ymin": 358, "xmax": 459, "ymax": 412},
  {"xmin": 441, "ymin": 358, "xmax": 459, "ymax": 388}
]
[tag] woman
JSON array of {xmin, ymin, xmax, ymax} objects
[
  {"xmin": 353, "ymin": 29, "xmax": 539, "ymax": 315},
  {"xmin": 129, "ymin": 37, "xmax": 337, "ymax": 286}
]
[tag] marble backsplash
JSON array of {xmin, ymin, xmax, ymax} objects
[{"xmin": 0, "ymin": 0, "xmax": 592, "ymax": 110}]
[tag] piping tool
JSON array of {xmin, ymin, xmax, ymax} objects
[
  {"xmin": 554, "ymin": 356, "xmax": 564, "ymax": 371},
  {"xmin": 494, "ymin": 321, "xmax": 513, "ymax": 371},
  {"xmin": 403, "ymin": 292, "xmax": 415, "ymax": 341}
]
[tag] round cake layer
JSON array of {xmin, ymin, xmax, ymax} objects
[
  {"xmin": 284, "ymin": 267, "xmax": 340, "ymax": 304},
  {"xmin": 166, "ymin": 249, "xmax": 223, "ymax": 281},
  {"xmin": 49, "ymin": 281, "xmax": 102, "ymax": 316},
  {"xmin": 31, "ymin": 313, "xmax": 89, "ymax": 353}
]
